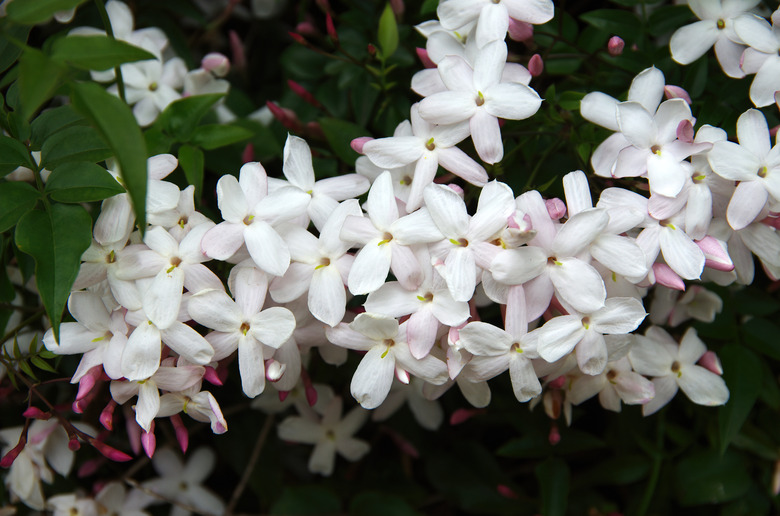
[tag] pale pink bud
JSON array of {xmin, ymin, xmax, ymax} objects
[
  {"xmin": 350, "ymin": 136, "xmax": 373, "ymax": 154},
  {"xmin": 664, "ymin": 85, "xmax": 692, "ymax": 105},
  {"xmin": 295, "ymin": 21, "xmax": 318, "ymax": 37},
  {"xmin": 446, "ymin": 184, "xmax": 465, "ymax": 198},
  {"xmin": 204, "ymin": 366, "xmax": 223, "ymax": 386},
  {"xmin": 416, "ymin": 47, "xmax": 436, "ymax": 68},
  {"xmin": 548, "ymin": 375, "xmax": 566, "ymax": 389},
  {"xmin": 265, "ymin": 359, "xmax": 286, "ymax": 382},
  {"xmin": 770, "ymin": 124, "xmax": 779, "ymax": 138},
  {"xmin": 508, "ymin": 19, "xmax": 533, "ymax": 42},
  {"xmin": 607, "ymin": 36, "xmax": 624, "ymax": 56},
  {"xmin": 141, "ymin": 425, "xmax": 156, "ymax": 459},
  {"xmin": 698, "ymin": 350, "xmax": 723, "ymax": 375},
  {"xmin": 89, "ymin": 438, "xmax": 132, "ymax": 462},
  {"xmin": 652, "ymin": 263, "xmax": 686, "ymax": 291},
  {"xmin": 242, "ymin": 143, "xmax": 255, "ymax": 164},
  {"xmin": 202, "ymin": 52, "xmax": 230, "ymax": 77},
  {"xmin": 395, "ymin": 367, "xmax": 410, "ymax": 384},
  {"xmin": 676, "ymin": 120, "xmax": 694, "ymax": 143},
  {"xmin": 300, "ymin": 368, "xmax": 318, "ymax": 406},
  {"xmin": 100, "ymin": 400, "xmax": 117, "ymax": 431},
  {"xmin": 548, "ymin": 424, "xmax": 561, "ymax": 445},
  {"xmin": 229, "ymin": 30, "xmax": 246, "ymax": 71},
  {"xmin": 496, "ymin": 484, "xmax": 519, "ymax": 499},
  {"xmin": 76, "ymin": 366, "xmax": 102, "ymax": 401},
  {"xmin": 124, "ymin": 406, "xmax": 141, "ymax": 455},
  {"xmin": 170, "ymin": 414, "xmax": 189, "ymax": 453},
  {"xmin": 449, "ymin": 408, "xmax": 485, "ymax": 425},
  {"xmin": 390, "ymin": 0, "xmax": 404, "ymax": 16},
  {"xmin": 305, "ymin": 121, "xmax": 325, "ymax": 140},
  {"xmin": 528, "ymin": 54, "xmax": 543, "ymax": 77},
  {"xmin": 545, "ymin": 198, "xmax": 566, "ymax": 220},
  {"xmin": 77, "ymin": 457, "xmax": 103, "ymax": 478},
  {"xmin": 697, "ymin": 236, "xmax": 734, "ymax": 272},
  {"xmin": 22, "ymin": 407, "xmax": 49, "ymax": 420}
]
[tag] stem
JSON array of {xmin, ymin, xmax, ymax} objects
[
  {"xmin": 0, "ymin": 309, "xmax": 45, "ymax": 347},
  {"xmin": 94, "ymin": 0, "xmax": 126, "ymax": 103},
  {"xmin": 225, "ymin": 414, "xmax": 274, "ymax": 515},
  {"xmin": 636, "ymin": 411, "xmax": 665, "ymax": 516}
]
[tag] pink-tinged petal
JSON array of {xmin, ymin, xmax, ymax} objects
[
  {"xmin": 613, "ymin": 146, "xmax": 650, "ymax": 179},
  {"xmin": 484, "ymin": 82, "xmax": 542, "ymax": 121},
  {"xmin": 516, "ymin": 190, "xmax": 555, "ymax": 248},
  {"xmin": 135, "ymin": 382, "xmax": 160, "ymax": 432},
  {"xmin": 659, "ymin": 225, "xmax": 705, "ymax": 280},
  {"xmin": 490, "ymin": 246, "xmax": 547, "ymax": 285},
  {"xmin": 549, "ymin": 258, "xmax": 606, "ymax": 313},
  {"xmin": 122, "ymin": 323, "xmax": 162, "ymax": 381},
  {"xmin": 627, "ymin": 67, "xmax": 665, "ymax": 113},
  {"xmin": 282, "ymin": 135, "xmax": 315, "ymax": 191},
  {"xmin": 727, "ymin": 180, "xmax": 767, "ymax": 230},
  {"xmin": 614, "ymin": 370, "xmax": 655, "ymax": 405},
  {"xmin": 734, "ymin": 14, "xmax": 777, "ymax": 53},
  {"xmin": 616, "ymin": 102, "xmax": 655, "ymax": 149},
  {"xmin": 576, "ymin": 330, "xmax": 608, "ymax": 375},
  {"xmin": 737, "ymin": 108, "xmax": 771, "ymax": 157},
  {"xmin": 349, "ymin": 239, "xmax": 392, "ymax": 295},
  {"xmin": 714, "ymin": 36, "xmax": 746, "ymax": 78},
  {"xmin": 552, "ymin": 208, "xmax": 609, "ymax": 257},
  {"xmin": 390, "ymin": 244, "xmax": 423, "ymax": 290},
  {"xmin": 407, "ymin": 309, "xmax": 440, "ymax": 359},
  {"xmin": 238, "ymin": 338, "xmax": 266, "ymax": 397},
  {"xmin": 238, "ymin": 162, "xmax": 268, "ymax": 207},
  {"xmin": 697, "ymin": 236, "xmax": 734, "ymax": 271},
  {"xmin": 648, "ymin": 190, "xmax": 687, "ymax": 221},
  {"xmin": 188, "ymin": 289, "xmax": 242, "ymax": 331},
  {"xmin": 436, "ymin": 54, "xmax": 475, "ymax": 92},
  {"xmin": 653, "ymin": 263, "xmax": 685, "ymax": 290},
  {"xmin": 708, "ymin": 141, "xmax": 761, "ymax": 181},
  {"xmin": 145, "ymin": 266, "xmax": 184, "ymax": 330},
  {"xmin": 245, "ymin": 220, "xmax": 290, "ymax": 277},
  {"xmin": 161, "ymin": 322, "xmax": 214, "ymax": 365},
  {"xmin": 536, "ymin": 315, "xmax": 585, "ymax": 363},
  {"xmin": 508, "ymin": 355, "xmax": 541, "ymax": 402},
  {"xmin": 363, "ymin": 137, "xmax": 424, "ymax": 169},
  {"xmin": 580, "ymin": 92, "xmax": 619, "ymax": 131},
  {"xmin": 216, "ymin": 175, "xmax": 248, "ymax": 222},
  {"xmin": 749, "ymin": 56, "xmax": 780, "ymax": 108},
  {"xmin": 418, "ymin": 91, "xmax": 477, "ymax": 125},
  {"xmin": 445, "ymin": 247, "xmax": 477, "ymax": 302},
  {"xmin": 655, "ymin": 99, "xmax": 692, "ymax": 142},
  {"xmin": 430, "ymin": 290, "xmax": 470, "ymax": 326},
  {"xmin": 470, "ymin": 109, "xmax": 503, "ymax": 164},
  {"xmin": 351, "ymin": 346, "xmax": 395, "ymax": 409},
  {"xmin": 678, "ymin": 364, "xmax": 729, "ymax": 406},
  {"xmin": 308, "ymin": 265, "xmax": 347, "ymax": 326},
  {"xmin": 201, "ymin": 222, "xmax": 245, "ymax": 261},
  {"xmin": 591, "ymin": 234, "xmax": 648, "ymax": 279},
  {"xmin": 670, "ymin": 20, "xmax": 718, "ymax": 65},
  {"xmin": 590, "ymin": 297, "xmax": 647, "ymax": 334},
  {"xmin": 475, "ymin": 3, "xmax": 509, "ymax": 49},
  {"xmin": 436, "ymin": 146, "xmax": 488, "ymax": 185},
  {"xmin": 250, "ymin": 307, "xmax": 296, "ymax": 347},
  {"xmin": 458, "ymin": 321, "xmax": 512, "ymax": 356}
]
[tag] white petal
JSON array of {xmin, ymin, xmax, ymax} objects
[{"xmin": 351, "ymin": 346, "xmax": 395, "ymax": 409}]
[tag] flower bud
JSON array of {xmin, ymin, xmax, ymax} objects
[
  {"xmin": 449, "ymin": 408, "xmax": 485, "ymax": 425},
  {"xmin": 265, "ymin": 359, "xmax": 286, "ymax": 382},
  {"xmin": 350, "ymin": 136, "xmax": 373, "ymax": 154},
  {"xmin": 204, "ymin": 366, "xmax": 223, "ymax": 386},
  {"xmin": 229, "ymin": 30, "xmax": 246, "ymax": 70},
  {"xmin": 141, "ymin": 426, "xmax": 156, "ymax": 458},
  {"xmin": 416, "ymin": 47, "xmax": 436, "ymax": 68},
  {"xmin": 698, "ymin": 350, "xmax": 723, "ymax": 375},
  {"xmin": 0, "ymin": 439, "xmax": 25, "ymax": 468},
  {"xmin": 676, "ymin": 119, "xmax": 694, "ymax": 143},
  {"xmin": 367, "ymin": 43, "xmax": 377, "ymax": 56},
  {"xmin": 295, "ymin": 21, "xmax": 318, "ymax": 37},
  {"xmin": 390, "ymin": 0, "xmax": 404, "ymax": 16},
  {"xmin": 278, "ymin": 390, "xmax": 290, "ymax": 402},
  {"xmin": 171, "ymin": 414, "xmax": 189, "ymax": 453},
  {"xmin": 202, "ymin": 52, "xmax": 230, "ymax": 77},
  {"xmin": 497, "ymin": 485, "xmax": 519, "ymax": 499},
  {"xmin": 22, "ymin": 407, "xmax": 50, "ymax": 420},
  {"xmin": 508, "ymin": 19, "xmax": 533, "ymax": 42},
  {"xmin": 88, "ymin": 438, "xmax": 132, "ymax": 462},
  {"xmin": 697, "ymin": 236, "xmax": 734, "ymax": 272},
  {"xmin": 288, "ymin": 79, "xmax": 322, "ymax": 108},
  {"xmin": 326, "ymin": 13, "xmax": 338, "ymax": 43},
  {"xmin": 545, "ymin": 198, "xmax": 566, "ymax": 220},
  {"xmin": 652, "ymin": 263, "xmax": 685, "ymax": 291},
  {"xmin": 607, "ymin": 36, "xmax": 624, "ymax": 56},
  {"xmin": 548, "ymin": 424, "xmax": 561, "ymax": 445},
  {"xmin": 100, "ymin": 400, "xmax": 117, "ymax": 431},
  {"xmin": 664, "ymin": 85, "xmax": 692, "ymax": 105},
  {"xmin": 528, "ymin": 54, "xmax": 543, "ymax": 77}
]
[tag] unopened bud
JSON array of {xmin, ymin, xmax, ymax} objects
[
  {"xmin": 390, "ymin": 0, "xmax": 404, "ymax": 16},
  {"xmin": 141, "ymin": 426, "xmax": 156, "ymax": 459},
  {"xmin": 664, "ymin": 85, "xmax": 692, "ymax": 105},
  {"xmin": 447, "ymin": 184, "xmax": 465, "ymax": 198},
  {"xmin": 548, "ymin": 375, "xmax": 566, "ymax": 390},
  {"xmin": 652, "ymin": 263, "xmax": 686, "ymax": 291},
  {"xmin": 171, "ymin": 414, "xmax": 189, "ymax": 453},
  {"xmin": 89, "ymin": 439, "xmax": 132, "ymax": 462},
  {"xmin": 528, "ymin": 54, "xmax": 543, "ymax": 77},
  {"xmin": 384, "ymin": 428, "xmax": 418, "ymax": 457},
  {"xmin": 545, "ymin": 198, "xmax": 566, "ymax": 220},
  {"xmin": 697, "ymin": 236, "xmax": 734, "ymax": 272},
  {"xmin": 497, "ymin": 484, "xmax": 519, "ymax": 499},
  {"xmin": 278, "ymin": 390, "xmax": 290, "ymax": 402},
  {"xmin": 242, "ymin": 143, "xmax": 255, "ymax": 164},
  {"xmin": 266, "ymin": 101, "xmax": 303, "ymax": 132},
  {"xmin": 68, "ymin": 437, "xmax": 81, "ymax": 451},
  {"xmin": 676, "ymin": 119, "xmax": 694, "ymax": 143},
  {"xmin": 229, "ymin": 30, "xmax": 246, "ymax": 70},
  {"xmin": 548, "ymin": 424, "xmax": 561, "ymax": 445},
  {"xmin": 508, "ymin": 19, "xmax": 533, "ymax": 42},
  {"xmin": 326, "ymin": 13, "xmax": 338, "ymax": 43},
  {"xmin": 202, "ymin": 52, "xmax": 230, "ymax": 77},
  {"xmin": 0, "ymin": 439, "xmax": 26, "ymax": 468},
  {"xmin": 296, "ymin": 20, "xmax": 318, "ymax": 36},
  {"xmin": 77, "ymin": 457, "xmax": 103, "ymax": 478},
  {"xmin": 367, "ymin": 43, "xmax": 377, "ymax": 57},
  {"xmin": 99, "ymin": 400, "xmax": 117, "ymax": 431},
  {"xmin": 265, "ymin": 359, "xmax": 286, "ymax": 382},
  {"xmin": 22, "ymin": 407, "xmax": 50, "ymax": 420},
  {"xmin": 449, "ymin": 408, "xmax": 485, "ymax": 425},
  {"xmin": 76, "ymin": 366, "xmax": 102, "ymax": 401},
  {"xmin": 607, "ymin": 36, "xmax": 624, "ymax": 56},
  {"xmin": 416, "ymin": 47, "xmax": 436, "ymax": 68},
  {"xmin": 698, "ymin": 350, "xmax": 723, "ymax": 375},
  {"xmin": 350, "ymin": 136, "xmax": 372, "ymax": 154},
  {"xmin": 288, "ymin": 31, "xmax": 308, "ymax": 46},
  {"xmin": 203, "ymin": 366, "xmax": 223, "ymax": 386},
  {"xmin": 288, "ymin": 79, "xmax": 322, "ymax": 108}
]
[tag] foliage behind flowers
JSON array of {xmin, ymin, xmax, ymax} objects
[{"xmin": 0, "ymin": 0, "xmax": 779, "ymax": 515}]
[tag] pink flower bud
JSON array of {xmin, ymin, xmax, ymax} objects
[
  {"xmin": 449, "ymin": 408, "xmax": 485, "ymax": 425},
  {"xmin": 265, "ymin": 359, "xmax": 286, "ymax": 382},
  {"xmin": 350, "ymin": 136, "xmax": 372, "ymax": 154},
  {"xmin": 204, "ymin": 366, "xmax": 223, "ymax": 386},
  {"xmin": 76, "ymin": 366, "xmax": 102, "ymax": 401},
  {"xmin": 545, "ymin": 198, "xmax": 566, "ymax": 220},
  {"xmin": 497, "ymin": 484, "xmax": 519, "ymax": 499},
  {"xmin": 664, "ymin": 85, "xmax": 692, "ymax": 105},
  {"xmin": 549, "ymin": 424, "xmax": 561, "ymax": 445},
  {"xmin": 652, "ymin": 263, "xmax": 686, "ymax": 291},
  {"xmin": 300, "ymin": 368, "xmax": 318, "ymax": 407},
  {"xmin": 22, "ymin": 407, "xmax": 49, "ymax": 420},
  {"xmin": 288, "ymin": 31, "xmax": 308, "ymax": 46},
  {"xmin": 508, "ymin": 19, "xmax": 533, "ymax": 42},
  {"xmin": 367, "ymin": 43, "xmax": 377, "ymax": 56},
  {"xmin": 295, "ymin": 21, "xmax": 319, "ymax": 37},
  {"xmin": 416, "ymin": 47, "xmax": 436, "ymax": 68},
  {"xmin": 141, "ymin": 425, "xmax": 156, "ymax": 458},
  {"xmin": 676, "ymin": 120, "xmax": 694, "ymax": 143},
  {"xmin": 266, "ymin": 101, "xmax": 303, "ymax": 132},
  {"xmin": 390, "ymin": 0, "xmax": 404, "ymax": 16},
  {"xmin": 288, "ymin": 79, "xmax": 322, "ymax": 108},
  {"xmin": 0, "ymin": 438, "xmax": 25, "ymax": 468},
  {"xmin": 124, "ymin": 406, "xmax": 142, "ymax": 455},
  {"xmin": 447, "ymin": 184, "xmax": 465, "ymax": 198},
  {"xmin": 229, "ymin": 30, "xmax": 246, "ymax": 70},
  {"xmin": 278, "ymin": 390, "xmax": 290, "ymax": 402},
  {"xmin": 68, "ymin": 437, "xmax": 81, "ymax": 451},
  {"xmin": 99, "ymin": 400, "xmax": 117, "ymax": 431},
  {"xmin": 607, "ymin": 36, "xmax": 624, "ymax": 56},
  {"xmin": 77, "ymin": 457, "xmax": 104, "ymax": 478},
  {"xmin": 697, "ymin": 236, "xmax": 734, "ymax": 272},
  {"xmin": 326, "ymin": 13, "xmax": 338, "ymax": 43},
  {"xmin": 548, "ymin": 375, "xmax": 566, "ymax": 390},
  {"xmin": 770, "ymin": 124, "xmax": 780, "ymax": 138},
  {"xmin": 242, "ymin": 143, "xmax": 255, "ymax": 164},
  {"xmin": 89, "ymin": 439, "xmax": 132, "ymax": 462},
  {"xmin": 698, "ymin": 350, "xmax": 723, "ymax": 375},
  {"xmin": 528, "ymin": 54, "xmax": 543, "ymax": 77},
  {"xmin": 171, "ymin": 415, "xmax": 189, "ymax": 453},
  {"xmin": 202, "ymin": 52, "xmax": 230, "ymax": 77},
  {"xmin": 395, "ymin": 367, "xmax": 410, "ymax": 384}
]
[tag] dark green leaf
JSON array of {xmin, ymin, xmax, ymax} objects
[
  {"xmin": 577, "ymin": 454, "xmax": 649, "ymax": 487},
  {"xmin": 732, "ymin": 289, "xmax": 780, "ymax": 316},
  {"xmin": 38, "ymin": 349, "xmax": 57, "ymax": 359},
  {"xmin": 18, "ymin": 358, "xmax": 37, "ymax": 380},
  {"xmin": 742, "ymin": 318, "xmax": 780, "ymax": 360},
  {"xmin": 558, "ymin": 91, "xmax": 585, "ymax": 111},
  {"xmin": 40, "ymin": 125, "xmax": 113, "ymax": 169},
  {"xmin": 0, "ymin": 25, "xmax": 31, "ymax": 75},
  {"xmin": 498, "ymin": 429, "xmax": 605, "ymax": 458},
  {"xmin": 718, "ymin": 345, "xmax": 763, "ymax": 453},
  {"xmin": 0, "ymin": 182, "xmax": 40, "ymax": 232},
  {"xmin": 70, "ymin": 82, "xmax": 147, "ymax": 231},
  {"xmin": 675, "ymin": 450, "xmax": 751, "ymax": 506},
  {"xmin": 535, "ymin": 457, "xmax": 569, "ymax": 516},
  {"xmin": 155, "ymin": 93, "xmax": 225, "ymax": 142},
  {"xmin": 144, "ymin": 126, "xmax": 174, "ymax": 156},
  {"xmin": 51, "ymin": 35, "xmax": 156, "ymax": 71},
  {"xmin": 189, "ymin": 124, "xmax": 253, "ymax": 150},
  {"xmin": 45, "ymin": 162, "xmax": 124, "ymax": 203},
  {"xmin": 270, "ymin": 486, "xmax": 341, "ymax": 515},
  {"xmin": 177, "ymin": 144, "xmax": 204, "ymax": 198},
  {"xmin": 30, "ymin": 105, "xmax": 87, "ymax": 150},
  {"xmin": 349, "ymin": 492, "xmax": 421, "ymax": 516},
  {"xmin": 420, "ymin": 0, "xmax": 438, "ymax": 15},
  {"xmin": 30, "ymin": 355, "xmax": 57, "ymax": 373},
  {"xmin": 0, "ymin": 236, "xmax": 14, "ymax": 302},
  {"xmin": 580, "ymin": 9, "xmax": 641, "ymax": 40},
  {"xmin": 6, "ymin": 0, "xmax": 89, "ymax": 24},
  {"xmin": 378, "ymin": 3, "xmax": 399, "ymax": 60},
  {"xmin": 18, "ymin": 48, "xmax": 68, "ymax": 121},
  {"xmin": 15, "ymin": 204, "xmax": 92, "ymax": 342},
  {"xmin": 648, "ymin": 5, "xmax": 694, "ymax": 37},
  {"xmin": 0, "ymin": 135, "xmax": 35, "ymax": 175},
  {"xmin": 318, "ymin": 117, "xmax": 366, "ymax": 166}
]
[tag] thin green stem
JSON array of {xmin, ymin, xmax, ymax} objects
[{"xmin": 94, "ymin": 0, "xmax": 126, "ymax": 103}]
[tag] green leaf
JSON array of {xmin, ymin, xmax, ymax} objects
[
  {"xmin": 558, "ymin": 90, "xmax": 585, "ymax": 111},
  {"xmin": 349, "ymin": 492, "xmax": 421, "ymax": 516},
  {"xmin": 732, "ymin": 288, "xmax": 780, "ymax": 316},
  {"xmin": 378, "ymin": 3, "xmax": 399, "ymax": 60},
  {"xmin": 45, "ymin": 162, "xmax": 125, "ymax": 203},
  {"xmin": 648, "ymin": 5, "xmax": 694, "ymax": 37},
  {"xmin": 270, "ymin": 486, "xmax": 341, "ymax": 515},
  {"xmin": 577, "ymin": 454, "xmax": 650, "ymax": 486},
  {"xmin": 30, "ymin": 105, "xmax": 87, "ymax": 150},
  {"xmin": 580, "ymin": 9, "xmax": 641, "ymax": 40},
  {"xmin": 18, "ymin": 359, "xmax": 37, "ymax": 380},
  {"xmin": 420, "ymin": 0, "xmax": 438, "ymax": 15},
  {"xmin": 0, "ymin": 182, "xmax": 40, "ymax": 232},
  {"xmin": 318, "ymin": 117, "xmax": 367, "ymax": 166},
  {"xmin": 0, "ymin": 135, "xmax": 35, "ymax": 176},
  {"xmin": 30, "ymin": 355, "xmax": 57, "ymax": 373},
  {"xmin": 189, "ymin": 124, "xmax": 253, "ymax": 150},
  {"xmin": 40, "ymin": 125, "xmax": 113, "ymax": 169},
  {"xmin": 6, "ymin": 0, "xmax": 89, "ymax": 24},
  {"xmin": 14, "ymin": 204, "xmax": 92, "ymax": 342},
  {"xmin": 18, "ymin": 48, "xmax": 68, "ymax": 121},
  {"xmin": 177, "ymin": 144, "xmax": 204, "ymax": 198},
  {"xmin": 675, "ymin": 450, "xmax": 751, "ymax": 506},
  {"xmin": 498, "ymin": 429, "xmax": 605, "ymax": 458},
  {"xmin": 742, "ymin": 318, "xmax": 780, "ymax": 360},
  {"xmin": 51, "ymin": 35, "xmax": 156, "ymax": 72},
  {"xmin": 718, "ymin": 345, "xmax": 763, "ymax": 453},
  {"xmin": 0, "ymin": 25, "xmax": 31, "ymax": 75},
  {"xmin": 155, "ymin": 93, "xmax": 225, "ymax": 141},
  {"xmin": 70, "ymin": 82, "xmax": 147, "ymax": 231},
  {"xmin": 535, "ymin": 457, "xmax": 569, "ymax": 516}
]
